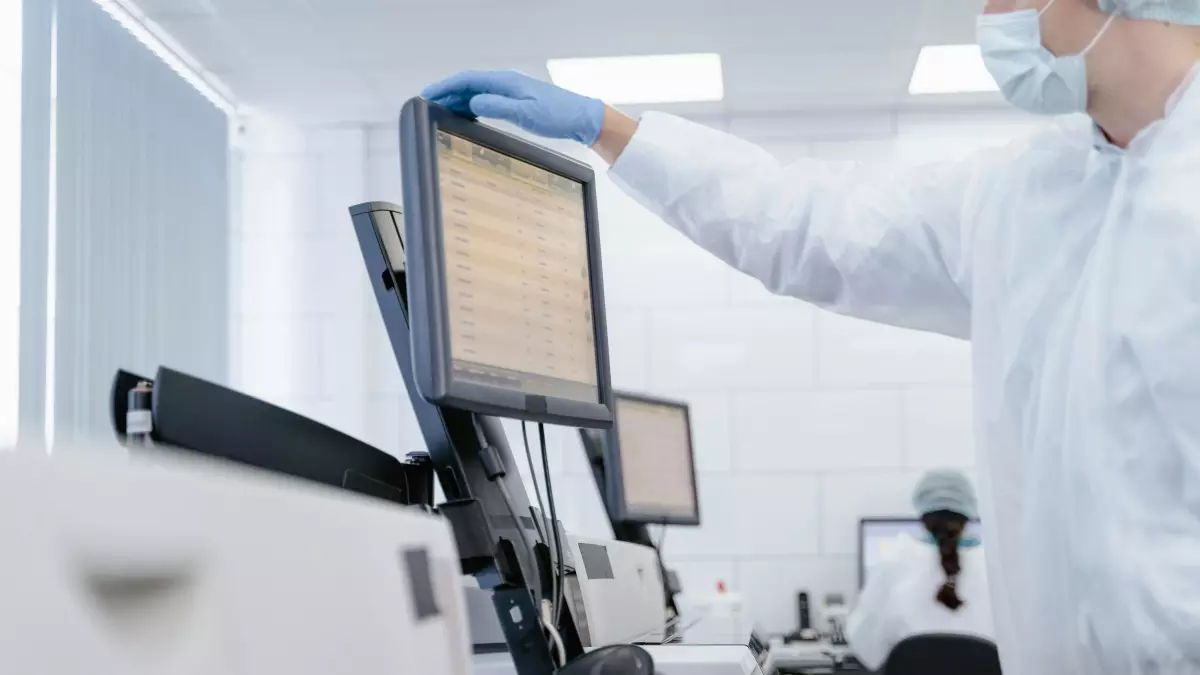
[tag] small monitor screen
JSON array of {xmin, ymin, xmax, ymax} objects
[
  {"xmin": 616, "ymin": 396, "xmax": 697, "ymax": 521},
  {"xmin": 435, "ymin": 130, "xmax": 599, "ymax": 403},
  {"xmin": 860, "ymin": 518, "xmax": 983, "ymax": 586}
]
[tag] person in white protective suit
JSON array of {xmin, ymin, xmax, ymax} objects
[
  {"xmin": 846, "ymin": 470, "xmax": 995, "ymax": 671},
  {"xmin": 422, "ymin": 0, "xmax": 1200, "ymax": 672}
]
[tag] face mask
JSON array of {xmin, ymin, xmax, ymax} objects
[{"xmin": 977, "ymin": 0, "xmax": 1116, "ymax": 115}]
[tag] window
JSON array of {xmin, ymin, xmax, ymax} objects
[{"xmin": 1, "ymin": 0, "xmax": 22, "ymax": 448}]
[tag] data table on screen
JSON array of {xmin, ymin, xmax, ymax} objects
[{"xmin": 436, "ymin": 130, "xmax": 599, "ymax": 403}]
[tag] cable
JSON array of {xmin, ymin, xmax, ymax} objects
[
  {"xmin": 528, "ymin": 421, "xmax": 559, "ymax": 632},
  {"xmin": 521, "ymin": 420, "xmax": 558, "ymax": 654},
  {"xmin": 539, "ymin": 422, "xmax": 566, "ymax": 627},
  {"xmin": 522, "ymin": 422, "xmax": 550, "ymax": 542},
  {"xmin": 656, "ymin": 524, "xmax": 669, "ymax": 552},
  {"xmin": 540, "ymin": 600, "xmax": 567, "ymax": 667}
]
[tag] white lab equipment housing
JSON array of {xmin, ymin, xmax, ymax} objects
[
  {"xmin": 568, "ymin": 534, "xmax": 669, "ymax": 647},
  {"xmin": 473, "ymin": 532, "xmax": 765, "ymax": 675},
  {"xmin": 0, "ymin": 451, "xmax": 472, "ymax": 675}
]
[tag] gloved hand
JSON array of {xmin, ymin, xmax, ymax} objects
[{"xmin": 421, "ymin": 70, "xmax": 606, "ymax": 146}]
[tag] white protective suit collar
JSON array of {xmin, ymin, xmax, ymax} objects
[{"xmin": 1081, "ymin": 60, "xmax": 1200, "ymax": 153}]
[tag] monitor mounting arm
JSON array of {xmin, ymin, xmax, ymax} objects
[{"xmin": 351, "ymin": 202, "xmax": 583, "ymax": 675}]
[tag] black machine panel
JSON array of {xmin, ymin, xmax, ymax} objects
[{"xmin": 110, "ymin": 366, "xmax": 433, "ymax": 507}]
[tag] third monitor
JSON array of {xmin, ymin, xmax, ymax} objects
[{"xmin": 598, "ymin": 391, "xmax": 701, "ymax": 526}]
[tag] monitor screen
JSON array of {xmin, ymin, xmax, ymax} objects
[
  {"xmin": 614, "ymin": 394, "xmax": 698, "ymax": 523},
  {"xmin": 859, "ymin": 518, "xmax": 983, "ymax": 586},
  {"xmin": 435, "ymin": 130, "xmax": 599, "ymax": 404}
]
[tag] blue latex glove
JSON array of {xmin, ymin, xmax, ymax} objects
[{"xmin": 421, "ymin": 70, "xmax": 606, "ymax": 146}]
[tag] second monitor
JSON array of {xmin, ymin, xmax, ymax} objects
[{"xmin": 605, "ymin": 392, "xmax": 701, "ymax": 525}]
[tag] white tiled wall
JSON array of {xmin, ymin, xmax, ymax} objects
[
  {"xmin": 732, "ymin": 390, "xmax": 904, "ymax": 472},
  {"xmin": 232, "ymin": 108, "xmax": 1045, "ymax": 635}
]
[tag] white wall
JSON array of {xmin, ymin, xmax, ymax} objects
[
  {"xmin": 230, "ymin": 119, "xmax": 397, "ymax": 449},
  {"xmin": 233, "ymin": 107, "xmax": 1046, "ymax": 634}
]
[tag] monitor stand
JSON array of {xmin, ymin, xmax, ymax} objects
[{"xmin": 351, "ymin": 202, "xmax": 583, "ymax": 675}]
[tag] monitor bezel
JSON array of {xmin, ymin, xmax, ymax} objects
[
  {"xmin": 400, "ymin": 97, "xmax": 615, "ymax": 428},
  {"xmin": 606, "ymin": 390, "xmax": 701, "ymax": 526}
]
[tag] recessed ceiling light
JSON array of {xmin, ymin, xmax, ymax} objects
[
  {"xmin": 546, "ymin": 53, "xmax": 724, "ymax": 105},
  {"xmin": 908, "ymin": 45, "xmax": 998, "ymax": 95}
]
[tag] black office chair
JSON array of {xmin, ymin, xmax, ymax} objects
[{"xmin": 882, "ymin": 634, "xmax": 1002, "ymax": 675}]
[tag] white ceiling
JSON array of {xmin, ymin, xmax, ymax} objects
[{"xmin": 134, "ymin": 0, "xmax": 999, "ymax": 126}]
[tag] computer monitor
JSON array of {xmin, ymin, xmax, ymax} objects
[
  {"xmin": 859, "ymin": 517, "xmax": 983, "ymax": 587},
  {"xmin": 400, "ymin": 97, "xmax": 614, "ymax": 428},
  {"xmin": 605, "ymin": 392, "xmax": 700, "ymax": 525}
]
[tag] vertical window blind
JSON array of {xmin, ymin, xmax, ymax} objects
[
  {"xmin": 19, "ymin": 0, "xmax": 231, "ymax": 451},
  {"xmin": 1, "ymin": 1, "xmax": 22, "ymax": 448}
]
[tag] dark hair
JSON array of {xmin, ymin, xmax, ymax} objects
[{"xmin": 922, "ymin": 510, "xmax": 968, "ymax": 611}]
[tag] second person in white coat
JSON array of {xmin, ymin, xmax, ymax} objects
[{"xmin": 846, "ymin": 470, "xmax": 994, "ymax": 671}]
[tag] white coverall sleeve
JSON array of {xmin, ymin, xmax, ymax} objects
[
  {"xmin": 846, "ymin": 558, "xmax": 905, "ymax": 671},
  {"xmin": 609, "ymin": 113, "xmax": 979, "ymax": 339}
]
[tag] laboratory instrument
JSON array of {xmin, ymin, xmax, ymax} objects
[
  {"xmin": 567, "ymin": 534, "xmax": 668, "ymax": 648},
  {"xmin": 0, "ymin": 450, "xmax": 470, "ymax": 675}
]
